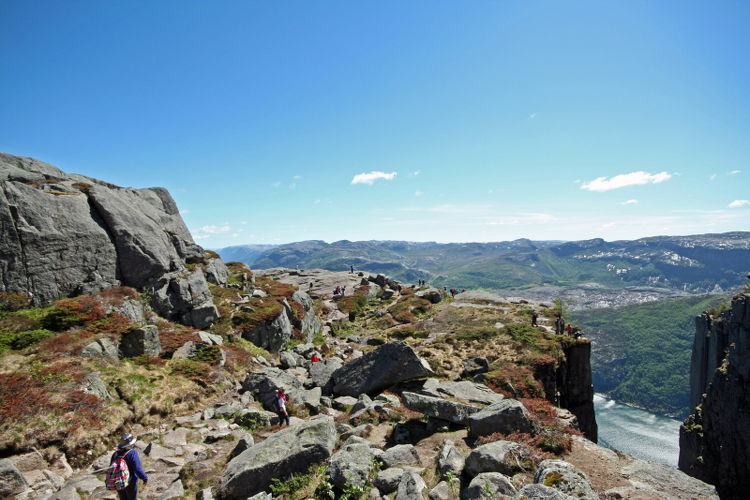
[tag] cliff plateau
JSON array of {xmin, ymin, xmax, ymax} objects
[
  {"xmin": 0, "ymin": 153, "xmax": 225, "ymax": 328},
  {"xmin": 680, "ymin": 292, "xmax": 750, "ymax": 498}
]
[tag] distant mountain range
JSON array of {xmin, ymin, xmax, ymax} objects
[{"xmin": 217, "ymin": 232, "xmax": 750, "ymax": 306}]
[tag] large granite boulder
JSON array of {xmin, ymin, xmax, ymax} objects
[
  {"xmin": 219, "ymin": 417, "xmax": 337, "ymax": 499},
  {"xmin": 401, "ymin": 392, "xmax": 481, "ymax": 426},
  {"xmin": 119, "ymin": 325, "xmax": 161, "ymax": 357},
  {"xmin": 242, "ymin": 310, "xmax": 292, "ymax": 352},
  {"xmin": 395, "ymin": 470, "xmax": 427, "ymax": 500},
  {"xmin": 533, "ymin": 460, "xmax": 596, "ymax": 500},
  {"xmin": 469, "ymin": 399, "xmax": 537, "ymax": 437},
  {"xmin": 332, "ymin": 341, "xmax": 434, "ymax": 396},
  {"xmin": 242, "ymin": 367, "xmax": 320, "ymax": 413},
  {"xmin": 308, "ymin": 357, "xmax": 344, "ymax": 393},
  {"xmin": 515, "ymin": 484, "xmax": 574, "ymax": 499},
  {"xmin": 0, "ymin": 153, "xmax": 224, "ymax": 328}
]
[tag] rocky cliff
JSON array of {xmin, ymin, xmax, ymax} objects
[
  {"xmin": 0, "ymin": 153, "xmax": 225, "ymax": 328},
  {"xmin": 679, "ymin": 292, "xmax": 750, "ymax": 497}
]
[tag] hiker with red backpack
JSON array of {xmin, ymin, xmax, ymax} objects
[{"xmin": 107, "ymin": 433, "xmax": 148, "ymax": 499}]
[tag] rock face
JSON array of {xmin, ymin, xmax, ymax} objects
[
  {"xmin": 331, "ymin": 341, "xmax": 434, "ymax": 396},
  {"xmin": 468, "ymin": 399, "xmax": 537, "ymax": 437},
  {"xmin": 219, "ymin": 417, "xmax": 337, "ymax": 499},
  {"xmin": 0, "ymin": 153, "xmax": 225, "ymax": 328},
  {"xmin": 679, "ymin": 293, "xmax": 750, "ymax": 497}
]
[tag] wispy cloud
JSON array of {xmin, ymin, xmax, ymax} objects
[
  {"xmin": 410, "ymin": 170, "xmax": 421, "ymax": 177},
  {"xmin": 351, "ymin": 171, "xmax": 397, "ymax": 185},
  {"xmin": 581, "ymin": 171, "xmax": 672, "ymax": 192},
  {"xmin": 709, "ymin": 174, "xmax": 717, "ymax": 181},
  {"xmin": 293, "ymin": 175, "xmax": 302, "ymax": 180},
  {"xmin": 527, "ymin": 112, "xmax": 537, "ymax": 120},
  {"xmin": 179, "ymin": 209, "xmax": 190, "ymax": 215},
  {"xmin": 198, "ymin": 225, "xmax": 232, "ymax": 234},
  {"xmin": 620, "ymin": 199, "xmax": 638, "ymax": 205},
  {"xmin": 728, "ymin": 199, "xmax": 750, "ymax": 208},
  {"xmin": 415, "ymin": 190, "xmax": 424, "ymax": 197},
  {"xmin": 271, "ymin": 181, "xmax": 281, "ymax": 188},
  {"xmin": 729, "ymin": 170, "xmax": 742, "ymax": 175}
]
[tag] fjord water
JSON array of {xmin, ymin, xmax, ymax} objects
[{"xmin": 594, "ymin": 394, "xmax": 682, "ymax": 467}]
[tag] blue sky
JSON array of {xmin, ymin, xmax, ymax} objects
[{"xmin": 1, "ymin": 1, "xmax": 748, "ymax": 248}]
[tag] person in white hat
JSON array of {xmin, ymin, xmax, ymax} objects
[{"xmin": 110, "ymin": 433, "xmax": 148, "ymax": 499}]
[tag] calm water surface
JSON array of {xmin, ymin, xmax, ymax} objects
[{"xmin": 594, "ymin": 394, "xmax": 682, "ymax": 467}]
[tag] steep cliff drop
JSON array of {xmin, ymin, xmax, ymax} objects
[
  {"xmin": 561, "ymin": 342, "xmax": 598, "ymax": 442},
  {"xmin": 679, "ymin": 293, "xmax": 750, "ymax": 498},
  {"xmin": 0, "ymin": 153, "xmax": 227, "ymax": 328}
]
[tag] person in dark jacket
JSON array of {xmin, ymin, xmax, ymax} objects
[{"xmin": 111, "ymin": 433, "xmax": 148, "ymax": 500}]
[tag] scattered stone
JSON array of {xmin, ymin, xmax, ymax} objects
[
  {"xmin": 309, "ymin": 357, "xmax": 344, "ymax": 393},
  {"xmin": 79, "ymin": 372, "xmax": 110, "ymax": 400},
  {"xmin": 374, "ymin": 467, "xmax": 404, "ymax": 494},
  {"xmin": 279, "ymin": 350, "xmax": 300, "ymax": 369},
  {"xmin": 144, "ymin": 442, "xmax": 174, "ymax": 460},
  {"xmin": 332, "ymin": 341, "xmax": 434, "ymax": 397},
  {"xmin": 533, "ymin": 460, "xmax": 597, "ymax": 500},
  {"xmin": 395, "ymin": 470, "xmax": 427, "ymax": 500},
  {"xmin": 428, "ymin": 480, "xmax": 456, "ymax": 500},
  {"xmin": 333, "ymin": 395, "xmax": 359, "ymax": 411},
  {"xmin": 438, "ymin": 440, "xmax": 465, "ymax": 478},
  {"xmin": 381, "ymin": 444, "xmax": 420, "ymax": 468},
  {"xmin": 214, "ymin": 401, "xmax": 243, "ymax": 419},
  {"xmin": 241, "ymin": 310, "xmax": 292, "ymax": 352},
  {"xmin": 464, "ymin": 472, "xmax": 516, "ymax": 499},
  {"xmin": 516, "ymin": 483, "xmax": 574, "ymax": 499},
  {"xmin": 465, "ymin": 440, "xmax": 538, "ymax": 477},
  {"xmin": 175, "ymin": 413, "xmax": 202, "ymax": 425},
  {"xmin": 163, "ymin": 427, "xmax": 189, "ymax": 447},
  {"xmin": 461, "ymin": 357, "xmax": 490, "ymax": 378},
  {"xmin": 197, "ymin": 487, "xmax": 215, "ymax": 499},
  {"xmin": 328, "ymin": 442, "xmax": 379, "ymax": 488},
  {"xmin": 197, "ymin": 330, "xmax": 223, "ymax": 345},
  {"xmin": 81, "ymin": 337, "xmax": 119, "ymax": 359},
  {"xmin": 401, "ymin": 391, "xmax": 481, "ymax": 425},
  {"xmin": 469, "ymin": 399, "xmax": 537, "ymax": 437},
  {"xmin": 229, "ymin": 434, "xmax": 255, "ymax": 459}
]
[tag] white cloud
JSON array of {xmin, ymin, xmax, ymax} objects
[
  {"xmin": 410, "ymin": 170, "xmax": 421, "ymax": 177},
  {"xmin": 179, "ymin": 209, "xmax": 190, "ymax": 215},
  {"xmin": 415, "ymin": 190, "xmax": 424, "ymax": 197},
  {"xmin": 581, "ymin": 171, "xmax": 672, "ymax": 192},
  {"xmin": 293, "ymin": 175, "xmax": 302, "ymax": 180},
  {"xmin": 351, "ymin": 171, "xmax": 397, "ymax": 185},
  {"xmin": 621, "ymin": 199, "xmax": 638, "ymax": 205},
  {"xmin": 729, "ymin": 170, "xmax": 742, "ymax": 175},
  {"xmin": 193, "ymin": 234, "xmax": 209, "ymax": 240},
  {"xmin": 728, "ymin": 199, "xmax": 750, "ymax": 208},
  {"xmin": 272, "ymin": 181, "xmax": 281, "ymax": 188},
  {"xmin": 709, "ymin": 174, "xmax": 717, "ymax": 181},
  {"xmin": 313, "ymin": 199, "xmax": 321, "ymax": 205},
  {"xmin": 240, "ymin": 221, "xmax": 248, "ymax": 225},
  {"xmin": 527, "ymin": 112, "xmax": 537, "ymax": 120},
  {"xmin": 199, "ymin": 225, "xmax": 232, "ymax": 234}
]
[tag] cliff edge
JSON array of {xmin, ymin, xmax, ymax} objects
[
  {"xmin": 0, "ymin": 153, "xmax": 226, "ymax": 328},
  {"xmin": 679, "ymin": 292, "xmax": 750, "ymax": 497}
]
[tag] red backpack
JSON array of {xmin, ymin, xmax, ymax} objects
[{"xmin": 105, "ymin": 449, "xmax": 131, "ymax": 491}]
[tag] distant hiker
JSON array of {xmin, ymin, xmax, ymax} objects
[
  {"xmin": 275, "ymin": 388, "xmax": 290, "ymax": 426},
  {"xmin": 574, "ymin": 330, "xmax": 583, "ymax": 339},
  {"xmin": 350, "ymin": 265, "xmax": 354, "ymax": 273},
  {"xmin": 554, "ymin": 315, "xmax": 563, "ymax": 334},
  {"xmin": 566, "ymin": 324, "xmax": 574, "ymax": 336},
  {"xmin": 311, "ymin": 352, "xmax": 321, "ymax": 363},
  {"xmin": 334, "ymin": 286, "xmax": 341, "ymax": 295},
  {"xmin": 342, "ymin": 285, "xmax": 346, "ymax": 294},
  {"xmin": 309, "ymin": 282, "xmax": 313, "ymax": 289},
  {"xmin": 108, "ymin": 433, "xmax": 148, "ymax": 500},
  {"xmin": 531, "ymin": 311, "xmax": 538, "ymax": 327}
]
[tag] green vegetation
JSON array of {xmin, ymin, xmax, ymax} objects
[{"xmin": 571, "ymin": 294, "xmax": 723, "ymax": 417}]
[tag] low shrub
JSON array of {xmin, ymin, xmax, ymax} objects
[{"xmin": 0, "ymin": 292, "xmax": 32, "ymax": 312}]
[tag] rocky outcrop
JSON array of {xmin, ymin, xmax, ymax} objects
[
  {"xmin": 0, "ymin": 153, "xmax": 225, "ymax": 328},
  {"xmin": 558, "ymin": 342, "xmax": 598, "ymax": 443},
  {"xmin": 679, "ymin": 293, "xmax": 750, "ymax": 497},
  {"xmin": 331, "ymin": 341, "xmax": 434, "ymax": 396}
]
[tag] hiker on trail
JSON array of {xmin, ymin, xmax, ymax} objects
[
  {"xmin": 311, "ymin": 352, "xmax": 321, "ymax": 363},
  {"xmin": 341, "ymin": 285, "xmax": 346, "ymax": 294},
  {"xmin": 334, "ymin": 286, "xmax": 340, "ymax": 295},
  {"xmin": 275, "ymin": 388, "xmax": 290, "ymax": 426},
  {"xmin": 566, "ymin": 323, "xmax": 574, "ymax": 336},
  {"xmin": 531, "ymin": 311, "xmax": 538, "ymax": 327},
  {"xmin": 350, "ymin": 265, "xmax": 354, "ymax": 273},
  {"xmin": 554, "ymin": 315, "xmax": 562, "ymax": 334},
  {"xmin": 108, "ymin": 433, "xmax": 148, "ymax": 500}
]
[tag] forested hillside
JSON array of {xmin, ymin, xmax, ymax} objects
[{"xmin": 571, "ymin": 295, "xmax": 724, "ymax": 418}]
